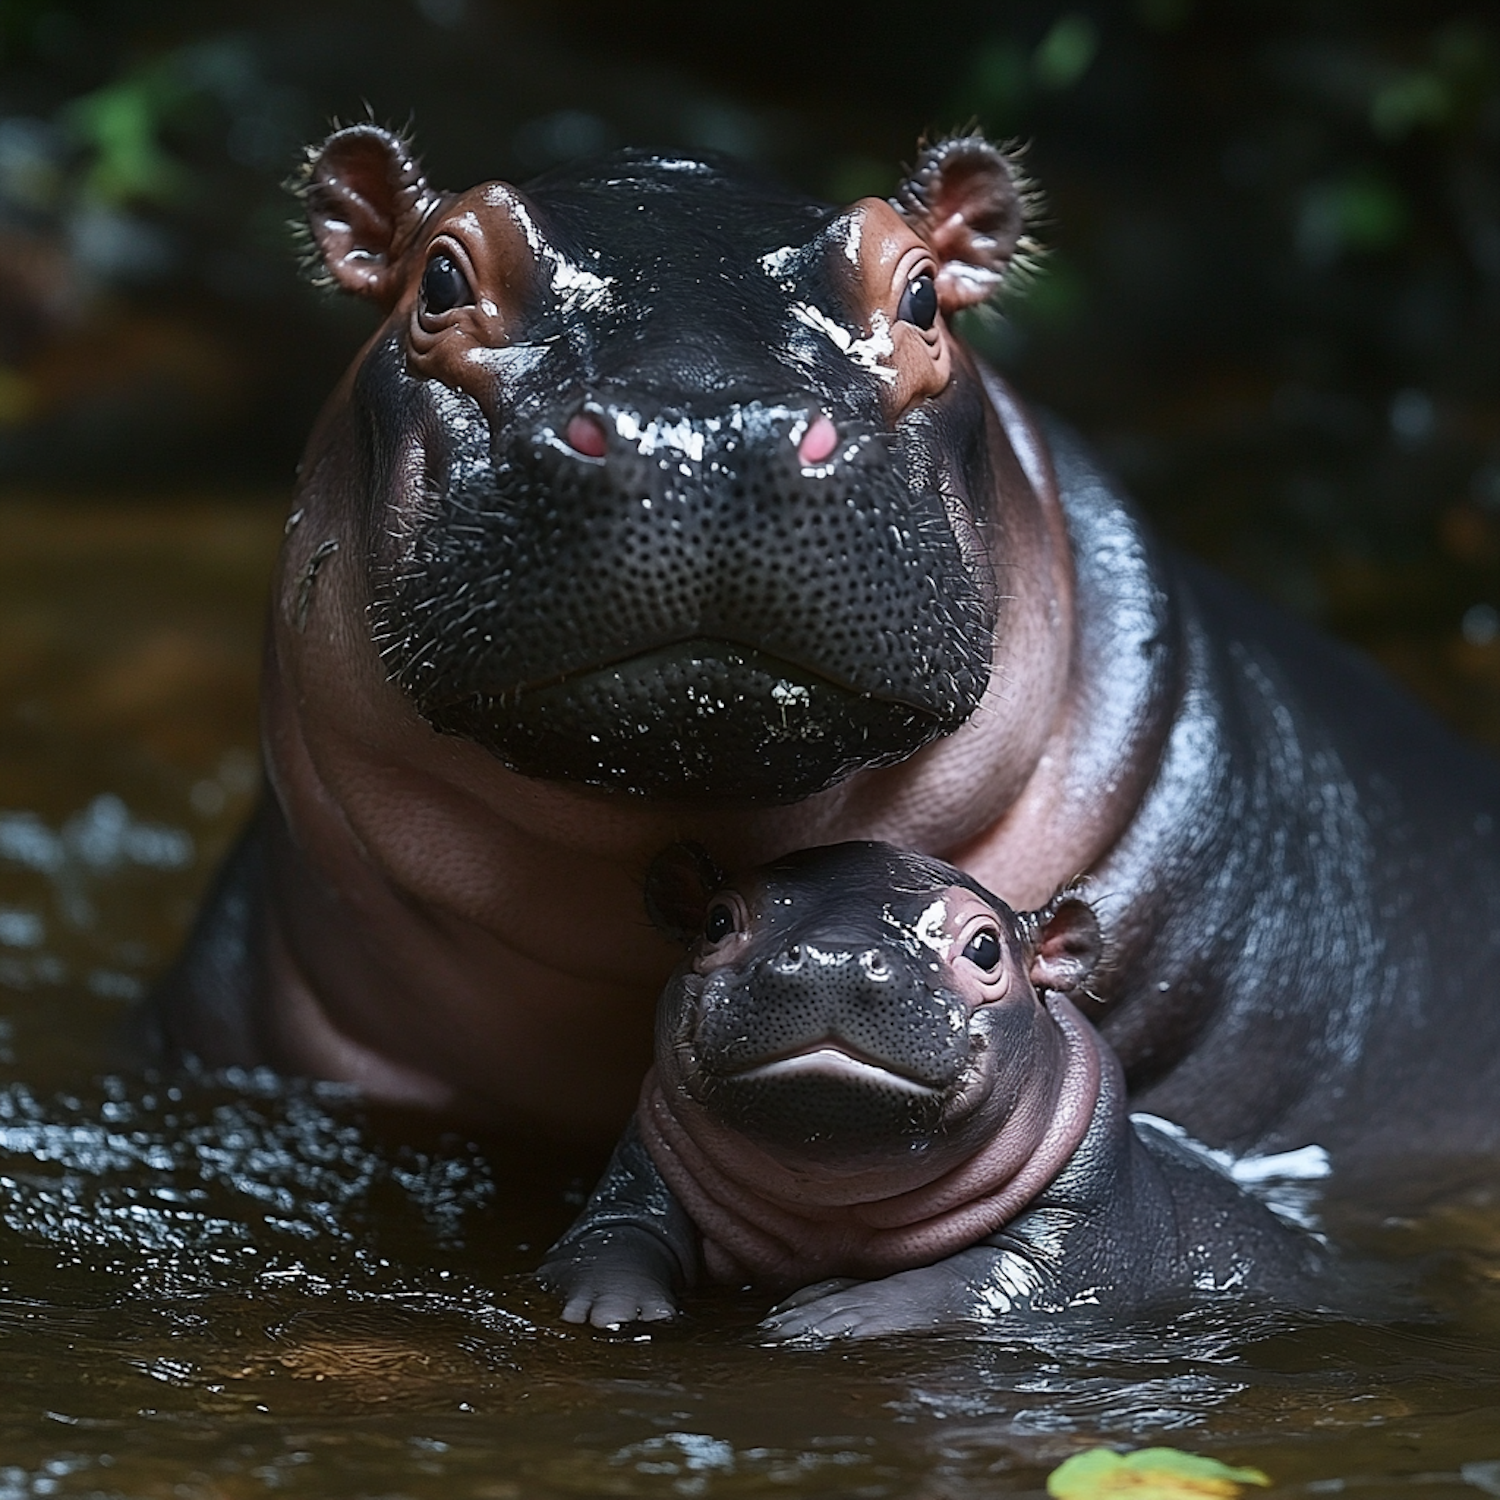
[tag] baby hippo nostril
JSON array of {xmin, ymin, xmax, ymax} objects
[
  {"xmin": 860, "ymin": 948, "xmax": 890, "ymax": 981},
  {"xmin": 772, "ymin": 943, "xmax": 804, "ymax": 974},
  {"xmin": 563, "ymin": 411, "xmax": 609, "ymax": 459},
  {"xmin": 797, "ymin": 413, "xmax": 838, "ymax": 466}
]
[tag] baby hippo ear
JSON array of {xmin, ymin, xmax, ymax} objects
[
  {"xmin": 644, "ymin": 843, "xmax": 727, "ymax": 947},
  {"xmin": 1026, "ymin": 895, "xmax": 1102, "ymax": 996},
  {"xmin": 892, "ymin": 135, "xmax": 1039, "ymax": 312},
  {"xmin": 298, "ymin": 124, "xmax": 442, "ymax": 308}
]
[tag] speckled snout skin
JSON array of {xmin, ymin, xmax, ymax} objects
[{"xmin": 541, "ymin": 842, "xmax": 1325, "ymax": 1339}]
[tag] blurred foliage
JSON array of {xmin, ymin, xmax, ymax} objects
[
  {"xmin": 0, "ymin": 0, "xmax": 1496, "ymax": 738},
  {"xmin": 62, "ymin": 57, "xmax": 192, "ymax": 205}
]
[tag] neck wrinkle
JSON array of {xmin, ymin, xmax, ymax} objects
[{"xmin": 637, "ymin": 994, "xmax": 1104, "ymax": 1286}]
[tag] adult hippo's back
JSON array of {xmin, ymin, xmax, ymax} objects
[{"xmin": 149, "ymin": 125, "xmax": 1500, "ymax": 1179}]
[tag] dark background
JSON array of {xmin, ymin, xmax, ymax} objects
[{"xmin": 2, "ymin": 0, "xmax": 1499, "ymax": 739}]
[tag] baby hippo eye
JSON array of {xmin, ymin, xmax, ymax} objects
[
  {"xmin": 961, "ymin": 926, "xmax": 1002, "ymax": 973},
  {"xmin": 703, "ymin": 902, "xmax": 738, "ymax": 944},
  {"xmin": 897, "ymin": 273, "xmax": 938, "ymax": 330},
  {"xmin": 421, "ymin": 253, "xmax": 473, "ymax": 315}
]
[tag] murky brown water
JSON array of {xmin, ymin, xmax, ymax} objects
[{"xmin": 2, "ymin": 497, "xmax": 1500, "ymax": 1499}]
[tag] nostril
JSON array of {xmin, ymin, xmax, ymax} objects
[
  {"xmin": 797, "ymin": 413, "xmax": 838, "ymax": 466},
  {"xmin": 773, "ymin": 944, "xmax": 804, "ymax": 973},
  {"xmin": 564, "ymin": 412, "xmax": 608, "ymax": 458}
]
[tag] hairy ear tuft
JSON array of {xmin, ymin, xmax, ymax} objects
[
  {"xmin": 292, "ymin": 123, "xmax": 441, "ymax": 308},
  {"xmin": 892, "ymin": 134, "xmax": 1044, "ymax": 311},
  {"xmin": 1022, "ymin": 886, "xmax": 1102, "ymax": 996}
]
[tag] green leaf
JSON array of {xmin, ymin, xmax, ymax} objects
[
  {"xmin": 60, "ymin": 57, "xmax": 195, "ymax": 206},
  {"xmin": 1048, "ymin": 1446, "xmax": 1271, "ymax": 1500}
]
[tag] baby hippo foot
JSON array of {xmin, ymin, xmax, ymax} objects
[
  {"xmin": 760, "ymin": 1249, "xmax": 1023, "ymax": 1341},
  {"xmin": 538, "ymin": 1226, "xmax": 682, "ymax": 1329}
]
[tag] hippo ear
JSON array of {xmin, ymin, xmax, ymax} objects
[
  {"xmin": 644, "ymin": 843, "xmax": 727, "ymax": 946},
  {"xmin": 891, "ymin": 136, "xmax": 1039, "ymax": 312},
  {"xmin": 298, "ymin": 124, "xmax": 441, "ymax": 307},
  {"xmin": 1026, "ymin": 895, "xmax": 1101, "ymax": 996}
]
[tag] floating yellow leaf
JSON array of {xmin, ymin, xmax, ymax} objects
[{"xmin": 1047, "ymin": 1446, "xmax": 1270, "ymax": 1500}]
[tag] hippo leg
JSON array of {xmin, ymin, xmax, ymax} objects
[
  {"xmin": 136, "ymin": 806, "xmax": 269, "ymax": 1067},
  {"xmin": 759, "ymin": 1244, "xmax": 1061, "ymax": 1341},
  {"xmin": 760, "ymin": 1070, "xmax": 1328, "ymax": 1341},
  {"xmin": 538, "ymin": 1120, "xmax": 699, "ymax": 1328}
]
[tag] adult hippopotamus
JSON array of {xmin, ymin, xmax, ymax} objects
[
  {"xmin": 150, "ymin": 124, "xmax": 1500, "ymax": 1179},
  {"xmin": 542, "ymin": 841, "xmax": 1326, "ymax": 1337}
]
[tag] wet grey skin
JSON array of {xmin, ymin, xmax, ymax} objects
[
  {"xmin": 541, "ymin": 842, "xmax": 1326, "ymax": 1339},
  {"xmin": 145, "ymin": 125, "xmax": 1500, "ymax": 1176}
]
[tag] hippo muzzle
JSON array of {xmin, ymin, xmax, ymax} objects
[
  {"xmin": 374, "ymin": 394, "xmax": 990, "ymax": 799},
  {"xmin": 675, "ymin": 933, "xmax": 975, "ymax": 1149}
]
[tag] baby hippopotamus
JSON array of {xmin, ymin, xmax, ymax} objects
[{"xmin": 541, "ymin": 842, "xmax": 1325, "ymax": 1339}]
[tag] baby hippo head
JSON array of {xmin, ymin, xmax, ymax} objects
[{"xmin": 644, "ymin": 840, "xmax": 1101, "ymax": 1174}]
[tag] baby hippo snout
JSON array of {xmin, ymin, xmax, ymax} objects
[
  {"xmin": 688, "ymin": 938, "xmax": 972, "ymax": 1158},
  {"xmin": 697, "ymin": 940, "xmax": 969, "ymax": 1088}
]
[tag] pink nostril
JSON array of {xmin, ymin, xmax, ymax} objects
[
  {"xmin": 798, "ymin": 414, "xmax": 838, "ymax": 466},
  {"xmin": 564, "ymin": 412, "xmax": 608, "ymax": 458}
]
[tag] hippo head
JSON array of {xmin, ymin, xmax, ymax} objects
[
  {"xmin": 643, "ymin": 840, "xmax": 1101, "ymax": 1174},
  {"xmin": 298, "ymin": 127, "xmax": 1039, "ymax": 801}
]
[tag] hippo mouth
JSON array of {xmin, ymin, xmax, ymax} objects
[
  {"xmin": 697, "ymin": 1038, "xmax": 955, "ymax": 1151},
  {"xmin": 726, "ymin": 1042, "xmax": 946, "ymax": 1093},
  {"xmin": 372, "ymin": 391, "xmax": 995, "ymax": 804},
  {"xmin": 423, "ymin": 638, "xmax": 947, "ymax": 802}
]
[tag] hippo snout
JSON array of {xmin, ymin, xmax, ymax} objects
[
  {"xmin": 371, "ymin": 391, "xmax": 992, "ymax": 802},
  {"xmin": 684, "ymin": 940, "xmax": 968, "ymax": 1150},
  {"xmin": 693, "ymin": 940, "xmax": 971, "ymax": 1089}
]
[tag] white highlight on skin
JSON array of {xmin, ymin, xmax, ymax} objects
[
  {"xmin": 759, "ymin": 244, "xmax": 801, "ymax": 280},
  {"xmin": 974, "ymin": 1250, "xmax": 1042, "ymax": 1314},
  {"xmin": 911, "ymin": 896, "xmax": 955, "ymax": 959},
  {"xmin": 549, "ymin": 257, "xmax": 614, "ymax": 309},
  {"xmin": 612, "ymin": 410, "xmax": 707, "ymax": 461},
  {"xmin": 841, "ymin": 213, "xmax": 863, "ymax": 265},
  {"xmin": 1008, "ymin": 1203, "xmax": 1078, "ymax": 1262},
  {"xmin": 483, "ymin": 185, "xmax": 541, "ymax": 251},
  {"xmin": 790, "ymin": 302, "xmax": 898, "ymax": 384},
  {"xmin": 583, "ymin": 401, "xmax": 813, "ymax": 466},
  {"xmin": 479, "ymin": 183, "xmax": 615, "ymax": 312},
  {"xmin": 463, "ymin": 345, "xmax": 549, "ymax": 378},
  {"xmin": 770, "ymin": 679, "xmax": 811, "ymax": 729},
  {"xmin": 1132, "ymin": 1113, "xmax": 1330, "ymax": 1232},
  {"xmin": 802, "ymin": 943, "xmax": 853, "ymax": 969}
]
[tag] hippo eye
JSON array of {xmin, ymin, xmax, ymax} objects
[
  {"xmin": 961, "ymin": 927, "xmax": 1002, "ymax": 972},
  {"xmin": 703, "ymin": 902, "xmax": 738, "ymax": 944},
  {"xmin": 897, "ymin": 273, "xmax": 938, "ymax": 331},
  {"xmin": 421, "ymin": 253, "xmax": 473, "ymax": 315}
]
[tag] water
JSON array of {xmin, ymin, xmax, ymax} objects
[{"xmin": 1, "ymin": 496, "xmax": 1499, "ymax": 1498}]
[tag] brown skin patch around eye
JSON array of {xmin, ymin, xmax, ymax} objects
[
  {"xmin": 841, "ymin": 198, "xmax": 954, "ymax": 422},
  {"xmin": 401, "ymin": 185, "xmax": 540, "ymax": 409}
]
